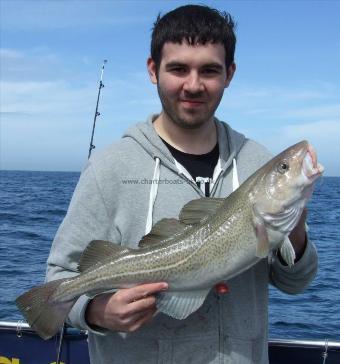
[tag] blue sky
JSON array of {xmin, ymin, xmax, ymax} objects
[{"xmin": 1, "ymin": 0, "xmax": 339, "ymax": 175}]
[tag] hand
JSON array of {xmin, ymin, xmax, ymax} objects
[
  {"xmin": 289, "ymin": 208, "xmax": 308, "ymax": 261},
  {"xmin": 85, "ymin": 282, "xmax": 168, "ymax": 333}
]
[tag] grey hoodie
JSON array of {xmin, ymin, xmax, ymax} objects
[{"xmin": 46, "ymin": 116, "xmax": 318, "ymax": 364}]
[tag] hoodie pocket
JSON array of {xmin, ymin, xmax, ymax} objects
[
  {"xmin": 156, "ymin": 335, "xmax": 266, "ymax": 364},
  {"xmin": 158, "ymin": 335, "xmax": 219, "ymax": 364},
  {"xmin": 224, "ymin": 336, "xmax": 267, "ymax": 364}
]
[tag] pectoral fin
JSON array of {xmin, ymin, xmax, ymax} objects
[
  {"xmin": 279, "ymin": 236, "xmax": 296, "ymax": 267},
  {"xmin": 156, "ymin": 289, "xmax": 210, "ymax": 319}
]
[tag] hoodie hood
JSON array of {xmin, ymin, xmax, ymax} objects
[{"xmin": 122, "ymin": 115, "xmax": 246, "ymax": 173}]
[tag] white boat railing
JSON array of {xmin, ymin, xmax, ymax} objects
[
  {"xmin": 0, "ymin": 320, "xmax": 30, "ymax": 329},
  {"xmin": 269, "ymin": 338, "xmax": 340, "ymax": 349},
  {"xmin": 1, "ymin": 320, "xmax": 339, "ymax": 348},
  {"xmin": 0, "ymin": 320, "xmax": 88, "ymax": 336}
]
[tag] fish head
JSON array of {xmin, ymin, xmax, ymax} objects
[{"xmin": 251, "ymin": 140, "xmax": 324, "ymax": 232}]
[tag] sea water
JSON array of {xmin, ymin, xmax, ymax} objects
[{"xmin": 0, "ymin": 170, "xmax": 339, "ymax": 340}]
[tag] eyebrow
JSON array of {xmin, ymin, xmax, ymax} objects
[
  {"xmin": 165, "ymin": 62, "xmax": 224, "ymax": 71},
  {"xmin": 165, "ymin": 62, "xmax": 187, "ymax": 70},
  {"xmin": 203, "ymin": 63, "xmax": 224, "ymax": 70}
]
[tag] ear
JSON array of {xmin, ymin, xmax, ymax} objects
[
  {"xmin": 147, "ymin": 57, "xmax": 158, "ymax": 84},
  {"xmin": 224, "ymin": 62, "xmax": 236, "ymax": 88}
]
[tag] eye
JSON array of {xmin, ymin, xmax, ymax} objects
[
  {"xmin": 277, "ymin": 160, "xmax": 289, "ymax": 174},
  {"xmin": 168, "ymin": 66, "xmax": 187, "ymax": 75},
  {"xmin": 202, "ymin": 68, "xmax": 218, "ymax": 74},
  {"xmin": 201, "ymin": 68, "xmax": 221, "ymax": 77}
]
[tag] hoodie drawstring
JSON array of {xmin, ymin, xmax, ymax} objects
[
  {"xmin": 232, "ymin": 158, "xmax": 240, "ymax": 192},
  {"xmin": 144, "ymin": 156, "xmax": 240, "ymax": 234},
  {"xmin": 145, "ymin": 157, "xmax": 160, "ymax": 235}
]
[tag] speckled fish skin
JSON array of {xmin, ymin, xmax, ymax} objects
[
  {"xmin": 16, "ymin": 140, "xmax": 324, "ymax": 339},
  {"xmin": 57, "ymin": 194, "xmax": 254, "ymax": 301},
  {"xmin": 53, "ymin": 140, "xmax": 323, "ymax": 300}
]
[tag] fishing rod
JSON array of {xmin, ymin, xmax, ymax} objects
[
  {"xmin": 55, "ymin": 61, "xmax": 108, "ymax": 364},
  {"xmin": 88, "ymin": 59, "xmax": 108, "ymax": 159}
]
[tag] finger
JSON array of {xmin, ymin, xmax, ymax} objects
[
  {"xmin": 127, "ymin": 295, "xmax": 157, "ymax": 315},
  {"xmin": 120, "ymin": 306, "xmax": 156, "ymax": 327},
  {"xmin": 120, "ymin": 307, "xmax": 153, "ymax": 326},
  {"xmin": 121, "ymin": 282, "xmax": 168, "ymax": 303},
  {"xmin": 127, "ymin": 307, "xmax": 157, "ymax": 332}
]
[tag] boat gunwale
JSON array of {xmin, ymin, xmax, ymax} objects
[{"xmin": 0, "ymin": 320, "xmax": 339, "ymax": 349}]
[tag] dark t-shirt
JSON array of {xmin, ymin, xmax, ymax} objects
[{"xmin": 161, "ymin": 138, "xmax": 219, "ymax": 197}]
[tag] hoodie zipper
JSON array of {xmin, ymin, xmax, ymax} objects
[
  {"xmin": 178, "ymin": 172, "xmax": 205, "ymax": 197},
  {"xmin": 177, "ymin": 166, "xmax": 227, "ymax": 198}
]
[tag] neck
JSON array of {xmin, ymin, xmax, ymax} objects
[{"xmin": 153, "ymin": 113, "xmax": 217, "ymax": 155}]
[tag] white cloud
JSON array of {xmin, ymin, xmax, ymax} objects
[
  {"xmin": 0, "ymin": 47, "xmax": 64, "ymax": 83},
  {"xmin": 222, "ymin": 83, "xmax": 340, "ymax": 115},
  {"xmin": 1, "ymin": 80, "xmax": 94, "ymax": 114},
  {"xmin": 1, "ymin": 1, "xmax": 152, "ymax": 30},
  {"xmin": 218, "ymin": 80, "xmax": 340, "ymax": 176},
  {"xmin": 280, "ymin": 120, "xmax": 340, "ymax": 140},
  {"xmin": 0, "ymin": 52, "xmax": 159, "ymax": 171},
  {"xmin": 259, "ymin": 120, "xmax": 340, "ymax": 177},
  {"xmin": 220, "ymin": 82, "xmax": 340, "ymax": 132},
  {"xmin": 280, "ymin": 104, "xmax": 340, "ymax": 119},
  {"xmin": 0, "ymin": 48, "xmax": 24, "ymax": 59},
  {"xmin": 276, "ymin": 121, "xmax": 338, "ymax": 154},
  {"xmin": 0, "ymin": 47, "xmax": 59, "ymax": 62}
]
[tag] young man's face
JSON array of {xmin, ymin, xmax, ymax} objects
[{"xmin": 148, "ymin": 41, "xmax": 235, "ymax": 129}]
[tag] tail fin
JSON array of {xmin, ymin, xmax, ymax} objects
[{"xmin": 16, "ymin": 279, "xmax": 76, "ymax": 340}]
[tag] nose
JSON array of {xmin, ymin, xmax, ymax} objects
[{"xmin": 183, "ymin": 71, "xmax": 204, "ymax": 93}]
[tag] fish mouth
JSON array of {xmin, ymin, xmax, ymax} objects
[{"xmin": 302, "ymin": 143, "xmax": 324, "ymax": 182}]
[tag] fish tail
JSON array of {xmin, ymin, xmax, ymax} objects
[{"xmin": 16, "ymin": 278, "xmax": 75, "ymax": 340}]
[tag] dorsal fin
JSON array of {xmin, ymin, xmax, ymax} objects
[
  {"xmin": 179, "ymin": 197, "xmax": 225, "ymax": 225},
  {"xmin": 139, "ymin": 218, "xmax": 191, "ymax": 248},
  {"xmin": 78, "ymin": 240, "xmax": 129, "ymax": 272}
]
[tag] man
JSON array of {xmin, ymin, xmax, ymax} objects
[{"xmin": 46, "ymin": 5, "xmax": 317, "ymax": 363}]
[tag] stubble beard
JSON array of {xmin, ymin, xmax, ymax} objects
[{"xmin": 157, "ymin": 84, "xmax": 222, "ymax": 130}]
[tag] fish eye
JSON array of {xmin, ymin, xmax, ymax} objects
[{"xmin": 277, "ymin": 161, "xmax": 289, "ymax": 174}]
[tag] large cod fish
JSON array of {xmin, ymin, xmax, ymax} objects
[{"xmin": 16, "ymin": 140, "xmax": 323, "ymax": 340}]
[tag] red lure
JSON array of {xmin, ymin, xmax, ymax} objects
[{"xmin": 214, "ymin": 282, "xmax": 229, "ymax": 294}]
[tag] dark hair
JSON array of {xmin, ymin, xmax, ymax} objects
[{"xmin": 151, "ymin": 5, "xmax": 236, "ymax": 71}]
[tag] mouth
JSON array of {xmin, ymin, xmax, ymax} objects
[
  {"xmin": 302, "ymin": 143, "xmax": 324, "ymax": 181},
  {"xmin": 180, "ymin": 99, "xmax": 205, "ymax": 108}
]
